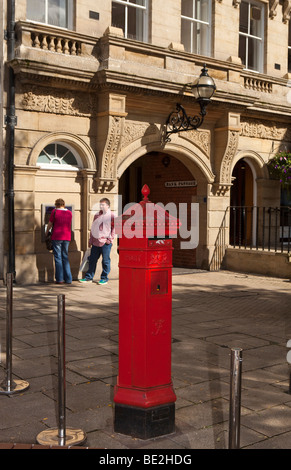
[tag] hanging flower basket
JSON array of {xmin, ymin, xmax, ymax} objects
[{"xmin": 267, "ymin": 152, "xmax": 291, "ymax": 189}]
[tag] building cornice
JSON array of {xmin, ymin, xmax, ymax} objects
[{"xmin": 8, "ymin": 21, "xmax": 291, "ymax": 122}]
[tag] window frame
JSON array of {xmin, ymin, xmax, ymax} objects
[
  {"xmin": 27, "ymin": 0, "xmax": 74, "ymax": 30},
  {"xmin": 36, "ymin": 142, "xmax": 83, "ymax": 171},
  {"xmin": 181, "ymin": 0, "xmax": 212, "ymax": 56},
  {"xmin": 238, "ymin": 0, "xmax": 265, "ymax": 73},
  {"xmin": 111, "ymin": 0, "xmax": 149, "ymax": 42}
]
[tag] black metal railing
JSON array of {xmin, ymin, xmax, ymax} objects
[
  {"xmin": 209, "ymin": 208, "xmax": 229, "ymax": 271},
  {"xmin": 229, "ymin": 206, "xmax": 291, "ymax": 253}
]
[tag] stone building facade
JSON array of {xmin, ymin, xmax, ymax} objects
[{"xmin": 1, "ymin": 0, "xmax": 291, "ymax": 283}]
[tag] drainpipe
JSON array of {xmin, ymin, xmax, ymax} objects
[{"xmin": 5, "ymin": 0, "xmax": 16, "ymax": 279}]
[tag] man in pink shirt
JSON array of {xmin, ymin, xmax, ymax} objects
[
  {"xmin": 46, "ymin": 198, "xmax": 72, "ymax": 284},
  {"xmin": 79, "ymin": 198, "xmax": 115, "ymax": 285}
]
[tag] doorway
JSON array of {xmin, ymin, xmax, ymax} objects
[{"xmin": 230, "ymin": 159, "xmax": 254, "ymax": 246}]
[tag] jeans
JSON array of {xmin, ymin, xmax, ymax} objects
[
  {"xmin": 52, "ymin": 240, "xmax": 72, "ymax": 283},
  {"xmin": 85, "ymin": 243, "xmax": 112, "ymax": 282}
]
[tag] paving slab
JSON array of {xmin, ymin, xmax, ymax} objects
[{"xmin": 0, "ymin": 269, "xmax": 290, "ymax": 449}]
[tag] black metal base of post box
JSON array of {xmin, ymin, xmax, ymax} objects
[{"xmin": 114, "ymin": 403, "xmax": 175, "ymax": 439}]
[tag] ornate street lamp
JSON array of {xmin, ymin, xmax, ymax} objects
[{"xmin": 165, "ymin": 64, "xmax": 216, "ymax": 142}]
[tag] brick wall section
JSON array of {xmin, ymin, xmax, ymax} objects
[{"xmin": 142, "ymin": 152, "xmax": 197, "ymax": 268}]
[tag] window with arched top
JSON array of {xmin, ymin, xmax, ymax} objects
[{"xmin": 36, "ymin": 142, "xmax": 83, "ymax": 170}]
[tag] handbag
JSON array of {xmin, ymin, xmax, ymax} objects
[
  {"xmin": 45, "ymin": 232, "xmax": 53, "ymax": 251},
  {"xmin": 45, "ymin": 209, "xmax": 56, "ymax": 251}
]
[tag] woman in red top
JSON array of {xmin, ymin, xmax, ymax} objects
[{"xmin": 46, "ymin": 198, "xmax": 72, "ymax": 284}]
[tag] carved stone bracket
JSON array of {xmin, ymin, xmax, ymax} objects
[
  {"xmin": 93, "ymin": 176, "xmax": 117, "ymax": 193},
  {"xmin": 269, "ymin": 0, "xmax": 279, "ymax": 19},
  {"xmin": 101, "ymin": 114, "xmax": 124, "ymax": 181},
  {"xmin": 211, "ymin": 183, "xmax": 232, "ymax": 196},
  {"xmin": 283, "ymin": 0, "xmax": 291, "ymax": 23},
  {"xmin": 233, "ymin": 0, "xmax": 241, "ymax": 7},
  {"xmin": 220, "ymin": 130, "xmax": 240, "ymax": 184}
]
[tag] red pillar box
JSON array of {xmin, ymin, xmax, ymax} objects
[{"xmin": 114, "ymin": 184, "xmax": 181, "ymax": 439}]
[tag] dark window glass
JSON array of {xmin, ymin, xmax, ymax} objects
[
  {"xmin": 239, "ymin": 34, "xmax": 246, "ymax": 66},
  {"xmin": 111, "ymin": 0, "xmax": 147, "ymax": 42},
  {"xmin": 112, "ymin": 3, "xmax": 125, "ymax": 30}
]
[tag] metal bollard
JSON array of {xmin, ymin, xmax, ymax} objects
[
  {"xmin": 228, "ymin": 347, "xmax": 242, "ymax": 449},
  {"xmin": 37, "ymin": 294, "xmax": 86, "ymax": 447},
  {"xmin": 286, "ymin": 340, "xmax": 291, "ymax": 394},
  {"xmin": 57, "ymin": 293, "xmax": 66, "ymax": 444},
  {"xmin": 0, "ymin": 272, "xmax": 29, "ymax": 395}
]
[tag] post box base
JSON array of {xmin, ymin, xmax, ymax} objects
[{"xmin": 114, "ymin": 403, "xmax": 175, "ymax": 440}]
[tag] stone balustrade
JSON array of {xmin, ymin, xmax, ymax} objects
[
  {"xmin": 30, "ymin": 31, "xmax": 81, "ymax": 55},
  {"xmin": 243, "ymin": 76, "xmax": 273, "ymax": 93},
  {"xmin": 15, "ymin": 21, "xmax": 96, "ymax": 57}
]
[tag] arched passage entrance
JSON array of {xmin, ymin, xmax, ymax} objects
[
  {"xmin": 230, "ymin": 158, "xmax": 256, "ymax": 246},
  {"xmin": 119, "ymin": 151, "xmax": 199, "ymax": 268}
]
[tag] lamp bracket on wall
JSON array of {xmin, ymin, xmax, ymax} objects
[
  {"xmin": 165, "ymin": 103, "xmax": 205, "ymax": 142},
  {"xmin": 164, "ymin": 64, "xmax": 216, "ymax": 143}
]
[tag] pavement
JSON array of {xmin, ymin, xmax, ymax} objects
[{"xmin": 0, "ymin": 268, "xmax": 291, "ymax": 450}]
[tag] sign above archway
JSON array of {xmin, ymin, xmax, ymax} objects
[{"xmin": 165, "ymin": 180, "xmax": 197, "ymax": 188}]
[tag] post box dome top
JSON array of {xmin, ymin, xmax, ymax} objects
[
  {"xmin": 115, "ymin": 184, "xmax": 181, "ymax": 237},
  {"xmin": 141, "ymin": 184, "xmax": 150, "ymax": 201}
]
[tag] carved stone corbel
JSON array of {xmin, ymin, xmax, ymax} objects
[
  {"xmin": 220, "ymin": 130, "xmax": 240, "ymax": 184},
  {"xmin": 283, "ymin": 0, "xmax": 291, "ymax": 23},
  {"xmin": 93, "ymin": 176, "xmax": 117, "ymax": 193},
  {"xmin": 214, "ymin": 113, "xmax": 240, "ymax": 188},
  {"xmin": 96, "ymin": 93, "xmax": 127, "ymax": 192},
  {"xmin": 101, "ymin": 114, "xmax": 124, "ymax": 180},
  {"xmin": 233, "ymin": 0, "xmax": 241, "ymax": 8},
  {"xmin": 211, "ymin": 183, "xmax": 232, "ymax": 196},
  {"xmin": 269, "ymin": 0, "xmax": 279, "ymax": 19}
]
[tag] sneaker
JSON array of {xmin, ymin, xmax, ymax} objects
[
  {"xmin": 79, "ymin": 278, "xmax": 92, "ymax": 283},
  {"xmin": 98, "ymin": 279, "xmax": 108, "ymax": 285}
]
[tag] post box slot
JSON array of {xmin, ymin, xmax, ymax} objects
[
  {"xmin": 150, "ymin": 271, "xmax": 168, "ymax": 295},
  {"xmin": 148, "ymin": 238, "xmax": 171, "ymax": 248}
]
